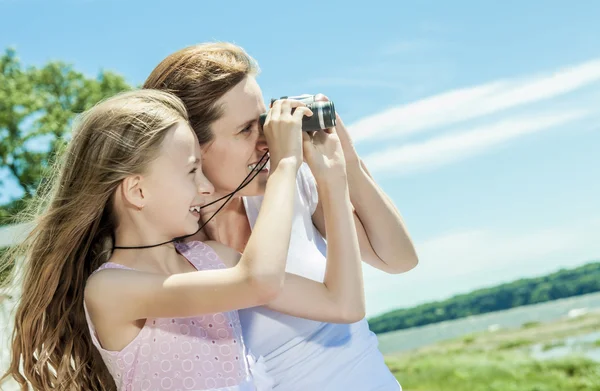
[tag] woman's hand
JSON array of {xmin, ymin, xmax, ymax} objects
[
  {"xmin": 302, "ymin": 126, "xmax": 347, "ymax": 184},
  {"xmin": 314, "ymin": 94, "xmax": 360, "ymax": 164}
]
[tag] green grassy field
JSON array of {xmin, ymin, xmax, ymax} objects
[{"xmin": 385, "ymin": 312, "xmax": 600, "ymax": 391}]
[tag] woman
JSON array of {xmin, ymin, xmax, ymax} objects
[{"xmin": 144, "ymin": 42, "xmax": 418, "ymax": 390}]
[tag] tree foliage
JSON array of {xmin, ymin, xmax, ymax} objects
[{"xmin": 0, "ymin": 48, "xmax": 130, "ymax": 222}]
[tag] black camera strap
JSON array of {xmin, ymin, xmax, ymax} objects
[{"xmin": 113, "ymin": 151, "xmax": 270, "ymax": 250}]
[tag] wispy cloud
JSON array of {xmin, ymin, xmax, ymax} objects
[
  {"xmin": 362, "ymin": 109, "xmax": 589, "ymax": 174},
  {"xmin": 349, "ymin": 58, "xmax": 600, "ymax": 143}
]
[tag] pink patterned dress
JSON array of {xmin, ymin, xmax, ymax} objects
[{"xmin": 84, "ymin": 241, "xmax": 273, "ymax": 391}]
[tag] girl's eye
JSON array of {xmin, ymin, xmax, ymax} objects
[{"xmin": 189, "ymin": 168, "xmax": 197, "ymax": 174}]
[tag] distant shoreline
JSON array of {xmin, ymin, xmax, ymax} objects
[
  {"xmin": 369, "ymin": 260, "xmax": 600, "ymax": 334},
  {"xmin": 377, "ymin": 290, "xmax": 600, "ymax": 355}
]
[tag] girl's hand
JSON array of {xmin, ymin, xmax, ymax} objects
[{"xmin": 262, "ymin": 99, "xmax": 312, "ymax": 171}]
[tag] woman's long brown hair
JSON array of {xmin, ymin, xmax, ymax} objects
[{"xmin": 143, "ymin": 42, "xmax": 259, "ymax": 146}]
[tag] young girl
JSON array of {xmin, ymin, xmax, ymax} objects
[{"xmin": 2, "ymin": 89, "xmax": 365, "ymax": 390}]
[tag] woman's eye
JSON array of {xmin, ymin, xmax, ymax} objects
[
  {"xmin": 240, "ymin": 124, "xmax": 253, "ymax": 134},
  {"xmin": 189, "ymin": 168, "xmax": 197, "ymax": 174}
]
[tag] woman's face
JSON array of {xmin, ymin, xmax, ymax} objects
[{"xmin": 201, "ymin": 76, "xmax": 270, "ymax": 198}]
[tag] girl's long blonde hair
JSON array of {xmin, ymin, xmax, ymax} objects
[{"xmin": 1, "ymin": 89, "xmax": 188, "ymax": 390}]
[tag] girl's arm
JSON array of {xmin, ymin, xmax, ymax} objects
[
  {"xmin": 85, "ymin": 160, "xmax": 298, "ymax": 320},
  {"xmin": 266, "ymin": 170, "xmax": 365, "ymax": 323},
  {"xmin": 85, "ymin": 100, "xmax": 310, "ymax": 320},
  {"xmin": 208, "ymin": 128, "xmax": 366, "ymax": 324},
  {"xmin": 208, "ymin": 173, "xmax": 365, "ymax": 324}
]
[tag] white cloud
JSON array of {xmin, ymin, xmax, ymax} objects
[
  {"xmin": 362, "ymin": 109, "xmax": 589, "ymax": 174},
  {"xmin": 363, "ymin": 218, "xmax": 600, "ymax": 317},
  {"xmin": 349, "ymin": 58, "xmax": 600, "ymax": 143}
]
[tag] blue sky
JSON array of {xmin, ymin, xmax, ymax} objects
[{"xmin": 1, "ymin": 0, "xmax": 599, "ymax": 316}]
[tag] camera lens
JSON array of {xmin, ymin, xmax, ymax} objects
[{"xmin": 308, "ymin": 101, "xmax": 336, "ymax": 130}]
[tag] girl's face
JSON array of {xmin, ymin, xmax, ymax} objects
[
  {"xmin": 201, "ymin": 76, "xmax": 270, "ymax": 198},
  {"xmin": 141, "ymin": 121, "xmax": 215, "ymax": 238}
]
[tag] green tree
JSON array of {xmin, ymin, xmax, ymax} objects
[{"xmin": 0, "ymin": 48, "xmax": 131, "ymax": 222}]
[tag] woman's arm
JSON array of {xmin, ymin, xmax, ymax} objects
[{"xmin": 311, "ymin": 108, "xmax": 419, "ymax": 274}]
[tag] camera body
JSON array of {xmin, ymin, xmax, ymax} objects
[{"xmin": 259, "ymin": 94, "xmax": 337, "ymax": 132}]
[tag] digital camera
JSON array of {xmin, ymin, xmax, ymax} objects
[{"xmin": 259, "ymin": 94, "xmax": 336, "ymax": 132}]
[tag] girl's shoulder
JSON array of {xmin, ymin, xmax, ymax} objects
[{"xmin": 188, "ymin": 240, "xmax": 240, "ymax": 268}]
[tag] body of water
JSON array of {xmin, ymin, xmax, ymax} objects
[{"xmin": 377, "ymin": 291, "xmax": 600, "ymax": 355}]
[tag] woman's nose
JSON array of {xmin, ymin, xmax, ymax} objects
[
  {"xmin": 197, "ymin": 173, "xmax": 215, "ymax": 195},
  {"xmin": 256, "ymin": 132, "xmax": 269, "ymax": 152}
]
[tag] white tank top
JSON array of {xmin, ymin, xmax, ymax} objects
[{"xmin": 238, "ymin": 164, "xmax": 401, "ymax": 391}]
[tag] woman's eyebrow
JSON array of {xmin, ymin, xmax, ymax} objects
[{"xmin": 237, "ymin": 115, "xmax": 260, "ymax": 130}]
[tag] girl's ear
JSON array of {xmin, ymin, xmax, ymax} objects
[{"xmin": 121, "ymin": 175, "xmax": 145, "ymax": 210}]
